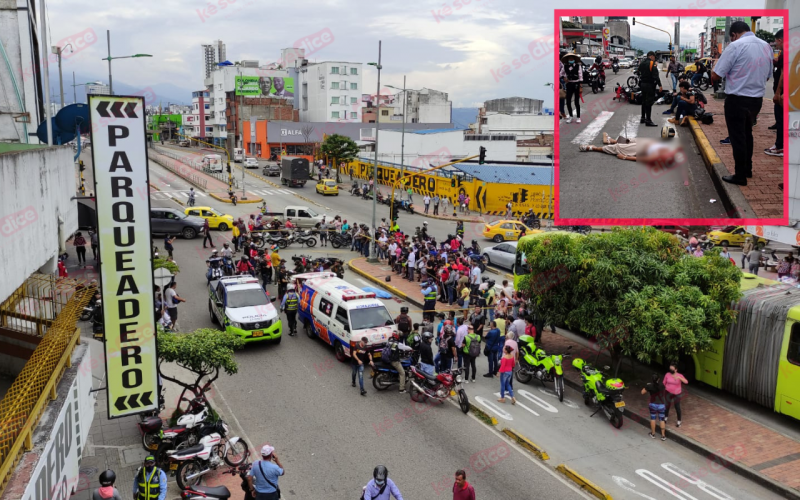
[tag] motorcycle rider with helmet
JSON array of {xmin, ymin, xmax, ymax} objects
[
  {"xmin": 361, "ymin": 465, "xmax": 404, "ymax": 500},
  {"xmin": 206, "ymin": 249, "xmax": 223, "ymax": 283},
  {"xmin": 589, "ymin": 55, "xmax": 606, "ymax": 89},
  {"xmin": 94, "ymin": 470, "xmax": 123, "ymax": 500},
  {"xmin": 237, "ymin": 255, "xmax": 255, "ymax": 276},
  {"xmin": 386, "ymin": 332, "xmax": 409, "ymax": 394},
  {"xmin": 419, "ymin": 331, "xmax": 436, "ymax": 376}
]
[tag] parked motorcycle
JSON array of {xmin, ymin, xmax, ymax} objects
[
  {"xmin": 570, "ymin": 225, "xmax": 592, "ymax": 235},
  {"xmin": 139, "ymin": 395, "xmax": 212, "ymax": 452},
  {"xmin": 407, "ymin": 366, "xmax": 469, "ymax": 414},
  {"xmin": 170, "ymin": 420, "xmax": 248, "ymax": 489},
  {"xmin": 179, "ymin": 460, "xmax": 254, "ymax": 500},
  {"xmin": 572, "ymin": 358, "xmax": 626, "ymax": 429},
  {"xmin": 92, "ymin": 300, "xmax": 104, "ymax": 341},
  {"xmin": 80, "ymin": 295, "xmax": 101, "ymax": 321},
  {"xmin": 627, "ymin": 68, "xmax": 639, "ymax": 87},
  {"xmin": 292, "ymin": 230, "xmax": 318, "ymax": 248},
  {"xmin": 516, "ymin": 339, "xmax": 571, "ymax": 402},
  {"xmin": 329, "ymin": 232, "xmax": 353, "ymax": 249}
]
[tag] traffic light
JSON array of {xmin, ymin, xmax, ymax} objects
[
  {"xmin": 668, "ymin": 43, "xmax": 673, "ymax": 52},
  {"xmin": 451, "ymin": 177, "xmax": 456, "ymax": 187},
  {"xmin": 479, "ymin": 147, "xmax": 487, "ymax": 165},
  {"xmin": 632, "ymin": 17, "xmax": 635, "ymax": 26},
  {"xmin": 226, "ymin": 163, "xmax": 232, "ymax": 173},
  {"xmin": 389, "ymin": 203, "xmax": 398, "ymax": 222},
  {"xmin": 79, "ymin": 160, "xmax": 85, "ymax": 172}
]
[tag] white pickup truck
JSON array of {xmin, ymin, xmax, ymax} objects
[
  {"xmin": 260, "ymin": 205, "xmax": 327, "ymax": 229},
  {"xmin": 208, "ymin": 276, "xmax": 281, "ymax": 343}
]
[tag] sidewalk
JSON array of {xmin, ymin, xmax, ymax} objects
[{"xmin": 694, "ymin": 95, "xmax": 783, "ymax": 219}]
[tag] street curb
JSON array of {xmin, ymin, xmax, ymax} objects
[
  {"xmin": 347, "ymin": 258, "xmax": 425, "ymax": 309},
  {"xmin": 502, "ymin": 428, "xmax": 549, "ymax": 460},
  {"xmin": 485, "ymin": 266, "xmax": 514, "ymax": 280},
  {"xmin": 556, "ymin": 464, "xmax": 613, "ymax": 500},
  {"xmin": 559, "ymin": 361, "xmax": 800, "ymax": 500},
  {"xmin": 208, "ymin": 192, "xmax": 264, "ymax": 204},
  {"xmin": 687, "ymin": 117, "xmax": 755, "ymax": 219},
  {"xmin": 469, "ymin": 403, "xmax": 499, "ymax": 426}
]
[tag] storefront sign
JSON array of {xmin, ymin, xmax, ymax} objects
[{"xmin": 89, "ymin": 95, "xmax": 159, "ymax": 418}]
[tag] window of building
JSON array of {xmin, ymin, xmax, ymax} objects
[
  {"xmin": 351, "ymin": 97, "xmax": 358, "ymax": 104},
  {"xmin": 381, "ymin": 110, "xmax": 389, "ymax": 116},
  {"xmin": 331, "ymin": 97, "xmax": 340, "ymax": 104},
  {"xmin": 204, "ymin": 104, "xmax": 210, "ymax": 109},
  {"xmin": 789, "ymin": 323, "xmax": 800, "ymax": 366},
  {"xmin": 350, "ymin": 82, "xmax": 358, "ymax": 90},
  {"xmin": 205, "ymin": 115, "xmax": 210, "ymax": 121},
  {"xmin": 194, "ymin": 104, "xmax": 199, "ymax": 110},
  {"xmin": 350, "ymin": 67, "xmax": 358, "ymax": 75},
  {"xmin": 331, "ymin": 82, "xmax": 339, "ymax": 89},
  {"xmin": 332, "ymin": 111, "xmax": 340, "ymax": 119},
  {"xmin": 350, "ymin": 112, "xmax": 357, "ymax": 119},
  {"xmin": 341, "ymin": 81, "xmax": 347, "ymax": 89},
  {"xmin": 331, "ymin": 66, "xmax": 339, "ymax": 74},
  {"xmin": 206, "ymin": 127, "xmax": 213, "ymax": 133}
]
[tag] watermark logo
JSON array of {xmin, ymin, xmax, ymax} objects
[
  {"xmin": 197, "ymin": 0, "xmax": 238, "ymax": 23},
  {"xmin": 492, "ymin": 35, "xmax": 554, "ymax": 82},
  {"xmin": 293, "ymin": 28, "xmax": 335, "ymax": 57},
  {"xmin": 1, "ymin": 206, "xmax": 38, "ymax": 237}
]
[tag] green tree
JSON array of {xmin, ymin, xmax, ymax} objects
[
  {"xmin": 755, "ymin": 29, "xmax": 775, "ymax": 44},
  {"xmin": 153, "ymin": 257, "xmax": 179, "ymax": 274},
  {"xmin": 157, "ymin": 328, "xmax": 244, "ymax": 419},
  {"xmin": 321, "ymin": 133, "xmax": 360, "ymax": 182},
  {"xmin": 519, "ymin": 227, "xmax": 742, "ymax": 375}
]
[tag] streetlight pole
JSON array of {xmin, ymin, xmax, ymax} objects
[
  {"xmin": 107, "ymin": 30, "xmax": 113, "ymax": 95},
  {"xmin": 53, "ymin": 44, "xmax": 72, "ymax": 109},
  {"xmin": 72, "ymin": 72, "xmax": 76, "ymax": 103},
  {"xmin": 40, "ymin": 0, "xmax": 52, "ymax": 145},
  {"xmin": 367, "ymin": 42, "xmax": 382, "ymax": 263}
]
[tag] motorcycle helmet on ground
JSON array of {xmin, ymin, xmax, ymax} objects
[
  {"xmin": 374, "ymin": 465, "xmax": 389, "ymax": 486},
  {"xmin": 661, "ymin": 125, "xmax": 676, "ymax": 140}
]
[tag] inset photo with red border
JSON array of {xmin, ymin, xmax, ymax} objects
[{"xmin": 553, "ymin": 9, "xmax": 788, "ymax": 226}]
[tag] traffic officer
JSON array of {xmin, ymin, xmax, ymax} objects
[
  {"xmin": 281, "ymin": 284, "xmax": 300, "ymax": 336},
  {"xmin": 637, "ymin": 51, "xmax": 662, "ymax": 127},
  {"xmin": 132, "ymin": 456, "xmax": 167, "ymax": 500},
  {"xmin": 421, "ymin": 280, "xmax": 438, "ymax": 323},
  {"xmin": 455, "ymin": 221, "xmax": 465, "ymax": 238},
  {"xmin": 277, "ymin": 263, "xmax": 289, "ymax": 301}
]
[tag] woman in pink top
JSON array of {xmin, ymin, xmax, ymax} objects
[
  {"xmin": 663, "ymin": 363, "xmax": 688, "ymax": 427},
  {"xmin": 497, "ymin": 346, "xmax": 516, "ymax": 404}
]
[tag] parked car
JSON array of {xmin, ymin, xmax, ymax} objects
[
  {"xmin": 178, "ymin": 140, "xmax": 190, "ymax": 147},
  {"xmin": 602, "ymin": 59, "xmax": 611, "ymax": 69},
  {"xmin": 482, "ymin": 241, "xmax": 518, "ymax": 270},
  {"xmin": 618, "ymin": 59, "xmax": 631, "ymax": 69},
  {"xmin": 244, "ymin": 157, "xmax": 259, "ymax": 169},
  {"xmin": 150, "ymin": 208, "xmax": 205, "ymax": 239},
  {"xmin": 263, "ymin": 163, "xmax": 281, "ymax": 176},
  {"xmin": 654, "ymin": 225, "xmax": 690, "ymax": 238},
  {"xmin": 184, "ymin": 206, "xmax": 234, "ymax": 231}
]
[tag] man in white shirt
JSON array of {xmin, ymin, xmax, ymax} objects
[
  {"xmin": 423, "ymin": 195, "xmax": 431, "ymax": 214},
  {"xmin": 711, "ymin": 21, "xmax": 773, "ymax": 186},
  {"xmin": 502, "ymin": 280, "xmax": 514, "ymax": 300},
  {"xmin": 378, "ymin": 233, "xmax": 388, "ymax": 261},
  {"xmin": 406, "ymin": 248, "xmax": 416, "ymax": 281}
]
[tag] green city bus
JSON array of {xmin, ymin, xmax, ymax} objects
[{"xmin": 514, "ymin": 232, "xmax": 800, "ymax": 421}]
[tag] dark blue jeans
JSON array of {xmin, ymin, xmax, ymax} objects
[
  {"xmin": 352, "ymin": 364, "xmax": 365, "ymax": 390},
  {"xmin": 675, "ymin": 100, "xmax": 696, "ymax": 120},
  {"xmin": 487, "ymin": 349, "xmax": 500, "ymax": 374}
]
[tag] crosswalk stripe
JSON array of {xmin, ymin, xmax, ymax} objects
[
  {"xmin": 571, "ymin": 111, "xmax": 615, "ymax": 145},
  {"xmin": 473, "ymin": 396, "xmax": 513, "ymax": 421},
  {"xmin": 494, "ymin": 392, "xmax": 539, "ymax": 417}
]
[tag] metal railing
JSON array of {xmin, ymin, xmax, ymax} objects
[
  {"xmin": 153, "ymin": 146, "xmax": 238, "ymax": 188},
  {"xmin": 148, "ymin": 150, "xmax": 209, "ymax": 191},
  {"xmin": 0, "ymin": 274, "xmax": 93, "ymax": 496}
]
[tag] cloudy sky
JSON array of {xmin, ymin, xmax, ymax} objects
[{"xmin": 46, "ymin": 0, "xmax": 760, "ymax": 108}]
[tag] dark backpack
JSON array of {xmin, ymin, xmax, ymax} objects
[
  {"xmin": 467, "ymin": 334, "xmax": 481, "ymax": 358},
  {"xmin": 397, "ymin": 315, "xmax": 411, "ymax": 333}
]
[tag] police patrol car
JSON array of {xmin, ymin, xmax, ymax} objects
[
  {"xmin": 208, "ymin": 276, "xmax": 281, "ymax": 343},
  {"xmin": 296, "ymin": 273, "xmax": 398, "ymax": 361}
]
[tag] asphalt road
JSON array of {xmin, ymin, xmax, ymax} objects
[{"xmin": 558, "ymin": 67, "xmax": 728, "ymax": 220}]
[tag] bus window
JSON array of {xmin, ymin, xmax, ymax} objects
[{"xmin": 789, "ymin": 324, "xmax": 800, "ymax": 366}]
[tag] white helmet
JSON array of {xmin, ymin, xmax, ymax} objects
[
  {"xmin": 661, "ymin": 125, "xmax": 676, "ymax": 140},
  {"xmin": 423, "ymin": 221, "xmax": 428, "ymax": 226},
  {"xmin": 287, "ymin": 284, "xmax": 296, "ymax": 291}
]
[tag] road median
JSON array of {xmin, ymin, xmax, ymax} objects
[
  {"xmin": 556, "ymin": 464, "xmax": 613, "ymax": 500},
  {"xmin": 502, "ymin": 428, "xmax": 549, "ymax": 460}
]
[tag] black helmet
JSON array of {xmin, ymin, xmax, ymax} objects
[
  {"xmin": 99, "ymin": 470, "xmax": 116, "ymax": 486},
  {"xmin": 422, "ymin": 331, "xmax": 434, "ymax": 342},
  {"xmin": 595, "ymin": 56, "xmax": 601, "ymax": 63},
  {"xmin": 374, "ymin": 465, "xmax": 388, "ymax": 486},
  {"xmin": 400, "ymin": 307, "xmax": 409, "ymax": 314}
]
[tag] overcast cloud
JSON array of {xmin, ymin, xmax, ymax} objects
[{"xmin": 46, "ymin": 0, "xmax": 760, "ymax": 108}]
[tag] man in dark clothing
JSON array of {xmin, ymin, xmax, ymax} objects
[
  {"xmin": 637, "ymin": 51, "xmax": 662, "ymax": 127},
  {"xmin": 691, "ymin": 57, "xmax": 706, "ymax": 88},
  {"xmin": 202, "ymin": 219, "xmax": 214, "ymax": 248},
  {"xmin": 351, "ymin": 337, "xmax": 374, "ymax": 396},
  {"xmin": 419, "ymin": 331, "xmax": 435, "ymax": 375},
  {"xmin": 767, "ymin": 29, "xmax": 784, "ymax": 159}
]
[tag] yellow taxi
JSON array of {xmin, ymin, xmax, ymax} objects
[
  {"xmin": 184, "ymin": 206, "xmax": 234, "ymax": 231},
  {"xmin": 706, "ymin": 226, "xmax": 767, "ymax": 248},
  {"xmin": 684, "ymin": 57, "xmax": 713, "ymax": 73},
  {"xmin": 315, "ymin": 179, "xmax": 339, "ymax": 196},
  {"xmin": 482, "ymin": 220, "xmax": 539, "ymax": 243}
]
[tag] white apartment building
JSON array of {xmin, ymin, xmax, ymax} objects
[
  {"xmin": 398, "ymin": 89, "xmax": 452, "ymax": 123},
  {"xmin": 755, "ymin": 16, "xmax": 784, "ymax": 34},
  {"xmin": 297, "ymin": 61, "xmax": 364, "ymax": 122},
  {"xmin": 86, "ymin": 83, "xmax": 111, "ymax": 96},
  {"xmin": 374, "ymin": 128, "xmax": 517, "ymax": 166},
  {"xmin": 203, "ymin": 40, "xmax": 226, "ymax": 79}
]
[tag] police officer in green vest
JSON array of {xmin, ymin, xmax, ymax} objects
[
  {"xmin": 281, "ymin": 283, "xmax": 300, "ymax": 336},
  {"xmin": 132, "ymin": 455, "xmax": 166, "ymax": 500},
  {"xmin": 421, "ymin": 280, "xmax": 438, "ymax": 323}
]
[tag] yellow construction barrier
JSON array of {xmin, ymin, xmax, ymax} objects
[{"xmin": 344, "ymin": 160, "xmax": 553, "ymax": 218}]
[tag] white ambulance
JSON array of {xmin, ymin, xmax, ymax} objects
[{"xmin": 296, "ymin": 273, "xmax": 398, "ymax": 362}]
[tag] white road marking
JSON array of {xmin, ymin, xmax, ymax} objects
[
  {"xmin": 619, "ymin": 115, "xmax": 640, "ymax": 141},
  {"xmin": 571, "ymin": 111, "xmax": 615, "ymax": 145},
  {"xmin": 474, "ymin": 396, "xmax": 513, "ymax": 421},
  {"xmin": 355, "ymin": 278, "xmax": 372, "ymax": 288},
  {"xmin": 612, "ymin": 477, "xmax": 659, "ymax": 499},
  {"xmin": 494, "ymin": 392, "xmax": 539, "ymax": 416},
  {"xmin": 536, "ymin": 387, "xmax": 580, "ymax": 409},
  {"xmin": 636, "ymin": 469, "xmax": 698, "ymax": 499},
  {"xmin": 661, "ymin": 463, "xmax": 735, "ymax": 500},
  {"xmin": 517, "ymin": 389, "xmax": 558, "ymax": 413}
]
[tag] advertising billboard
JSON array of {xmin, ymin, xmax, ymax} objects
[
  {"xmin": 88, "ymin": 95, "xmax": 159, "ymax": 419},
  {"xmin": 235, "ymin": 75, "xmax": 295, "ymax": 97}
]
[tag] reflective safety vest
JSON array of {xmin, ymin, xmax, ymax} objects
[
  {"xmin": 285, "ymin": 293, "xmax": 299, "ymax": 311},
  {"xmin": 136, "ymin": 467, "xmax": 162, "ymax": 500},
  {"xmin": 424, "ymin": 288, "xmax": 437, "ymax": 301}
]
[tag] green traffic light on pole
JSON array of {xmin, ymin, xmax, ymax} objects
[{"xmin": 479, "ymin": 146, "xmax": 487, "ymax": 165}]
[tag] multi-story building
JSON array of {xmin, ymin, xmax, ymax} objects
[
  {"xmin": 296, "ymin": 61, "xmax": 363, "ymax": 122},
  {"xmin": 86, "ymin": 83, "xmax": 111, "ymax": 96},
  {"xmin": 402, "ymin": 89, "xmax": 452, "ymax": 123},
  {"xmin": 475, "ymin": 97, "xmax": 553, "ymax": 161},
  {"xmin": 755, "ymin": 16, "xmax": 784, "ymax": 34},
  {"xmin": 187, "ymin": 90, "xmax": 211, "ymax": 141},
  {"xmin": 202, "ymin": 40, "xmax": 226, "ymax": 79}
]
